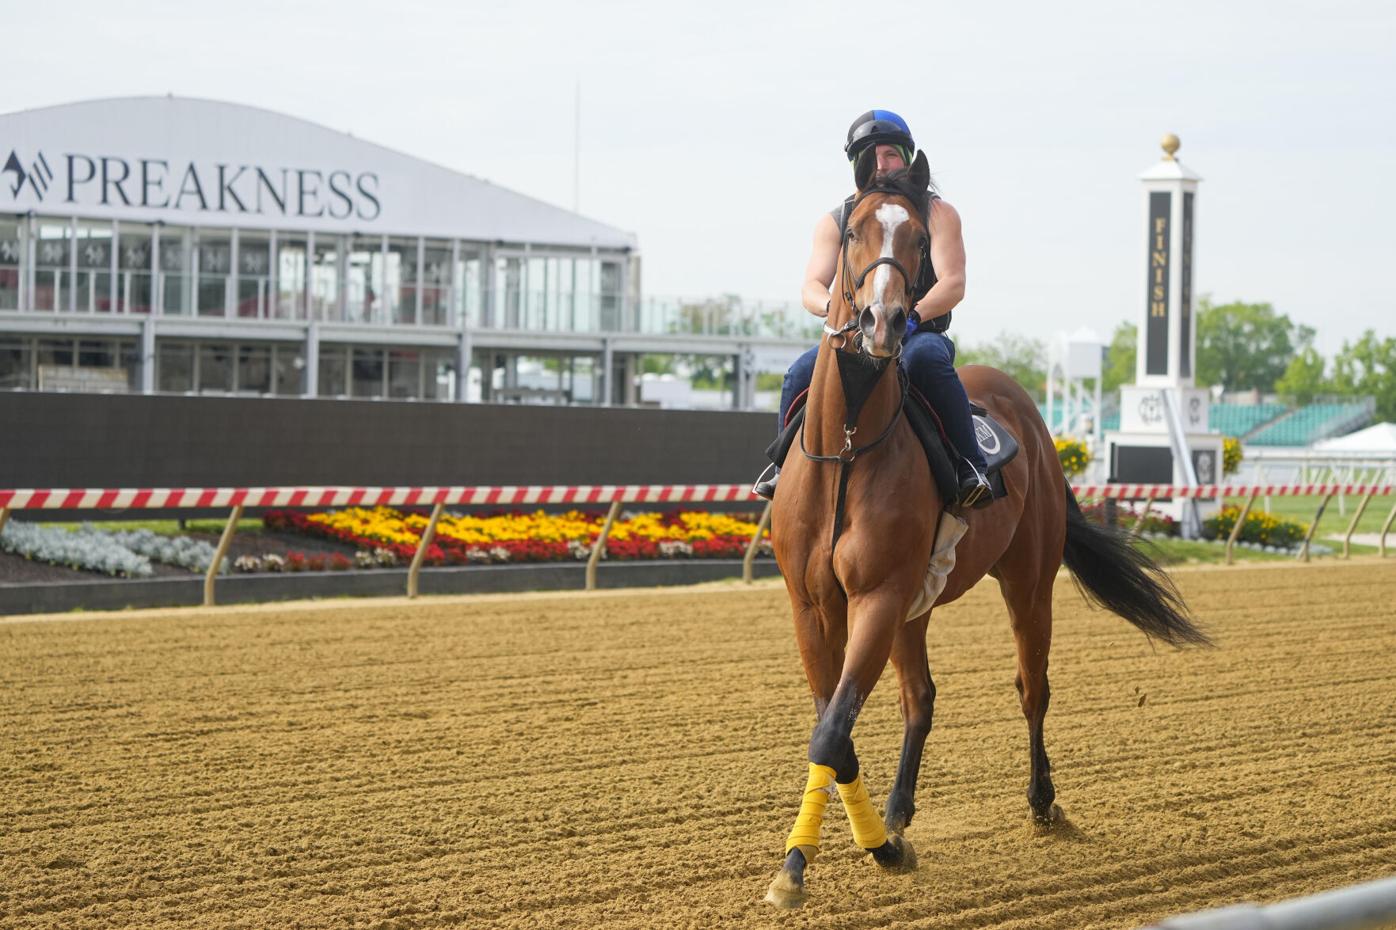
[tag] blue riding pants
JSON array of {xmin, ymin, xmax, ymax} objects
[{"xmin": 778, "ymin": 330, "xmax": 988, "ymax": 472}]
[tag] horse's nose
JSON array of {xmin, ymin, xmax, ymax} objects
[
  {"xmin": 889, "ymin": 307, "xmax": 907, "ymax": 339},
  {"xmin": 859, "ymin": 307, "xmax": 877, "ymax": 340}
]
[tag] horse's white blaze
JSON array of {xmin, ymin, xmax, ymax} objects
[{"xmin": 872, "ymin": 203, "xmax": 909, "ymax": 309}]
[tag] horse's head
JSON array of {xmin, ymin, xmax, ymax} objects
[{"xmin": 831, "ymin": 148, "xmax": 933, "ymax": 359}]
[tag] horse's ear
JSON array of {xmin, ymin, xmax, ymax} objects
[
  {"xmin": 854, "ymin": 147, "xmax": 877, "ymax": 192},
  {"xmin": 909, "ymin": 150, "xmax": 930, "ymax": 193}
]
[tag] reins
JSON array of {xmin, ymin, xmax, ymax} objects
[{"xmin": 800, "ymin": 186, "xmax": 930, "ymax": 551}]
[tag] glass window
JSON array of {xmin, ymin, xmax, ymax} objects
[
  {"xmin": 117, "ymin": 223, "xmax": 154, "ymax": 314},
  {"xmin": 422, "ymin": 349, "xmax": 455, "ymax": 401},
  {"xmin": 421, "ymin": 240, "xmax": 452, "ymax": 326},
  {"xmin": 1, "ymin": 217, "xmax": 26, "ymax": 311},
  {"xmin": 33, "ymin": 221, "xmax": 71, "ymax": 312},
  {"xmin": 276, "ymin": 235, "xmax": 307, "ymax": 319},
  {"xmin": 318, "ymin": 344, "xmax": 348, "ymax": 397},
  {"xmin": 195, "ymin": 230, "xmax": 232, "ymax": 317},
  {"xmin": 599, "ymin": 260, "xmax": 622, "ymax": 331},
  {"xmin": 455, "ymin": 247, "xmax": 482, "ymax": 328},
  {"xmin": 197, "ymin": 344, "xmax": 233, "ymax": 393},
  {"xmin": 37, "ymin": 338, "xmax": 74, "ymax": 368},
  {"xmin": 237, "ymin": 344, "xmax": 271, "ymax": 394},
  {"xmin": 351, "ymin": 347, "xmax": 384, "ymax": 398},
  {"xmin": 388, "ymin": 349, "xmax": 420, "ymax": 399},
  {"xmin": 78, "ymin": 339, "xmax": 115, "ymax": 368},
  {"xmin": 385, "ymin": 237, "xmax": 418, "ymax": 325},
  {"xmin": 119, "ymin": 341, "xmax": 141, "ymax": 392},
  {"xmin": 494, "ymin": 256, "xmax": 523, "ymax": 328},
  {"xmin": 345, "ymin": 234, "xmax": 382, "ymax": 324},
  {"xmin": 159, "ymin": 227, "xmax": 193, "ymax": 316},
  {"xmin": 235, "ymin": 233, "xmax": 271, "ymax": 319},
  {"xmin": 158, "ymin": 342, "xmax": 194, "ymax": 392},
  {"xmin": 273, "ymin": 345, "xmax": 303, "ymax": 396},
  {"xmin": 0, "ymin": 337, "xmax": 31, "ymax": 389},
  {"xmin": 311, "ymin": 235, "xmax": 341, "ymax": 321},
  {"xmin": 74, "ymin": 221, "xmax": 114, "ymax": 313}
]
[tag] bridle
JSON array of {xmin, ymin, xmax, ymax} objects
[
  {"xmin": 822, "ymin": 185, "xmax": 934, "ymax": 359},
  {"xmin": 801, "ymin": 185, "xmax": 932, "ymax": 550}
]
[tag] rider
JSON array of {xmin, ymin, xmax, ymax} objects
[{"xmin": 754, "ymin": 109, "xmax": 991, "ymax": 506}]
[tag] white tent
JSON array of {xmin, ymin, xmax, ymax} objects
[{"xmin": 1312, "ymin": 422, "xmax": 1396, "ymax": 454}]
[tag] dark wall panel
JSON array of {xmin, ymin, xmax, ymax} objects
[{"xmin": 0, "ymin": 394, "xmax": 774, "ymax": 489}]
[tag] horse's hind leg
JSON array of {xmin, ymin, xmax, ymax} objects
[
  {"xmin": 884, "ymin": 611, "xmax": 935, "ymax": 835},
  {"xmin": 1000, "ymin": 573, "xmax": 1059, "ymax": 825}
]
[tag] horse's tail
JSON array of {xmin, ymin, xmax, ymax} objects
[{"xmin": 1061, "ymin": 483, "xmax": 1212, "ymax": 647}]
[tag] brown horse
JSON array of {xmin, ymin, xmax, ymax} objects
[{"xmin": 765, "ymin": 149, "xmax": 1209, "ymax": 908}]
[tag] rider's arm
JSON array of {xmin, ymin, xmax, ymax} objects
[
  {"xmin": 914, "ymin": 199, "xmax": 966, "ymax": 322},
  {"xmin": 800, "ymin": 213, "xmax": 842, "ymax": 317}
]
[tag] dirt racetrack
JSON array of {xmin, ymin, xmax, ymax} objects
[{"xmin": 3, "ymin": 560, "xmax": 1395, "ymax": 929}]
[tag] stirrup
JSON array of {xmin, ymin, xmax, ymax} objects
[
  {"xmin": 753, "ymin": 463, "xmax": 780, "ymax": 501},
  {"xmin": 957, "ymin": 462, "xmax": 991, "ymax": 508}
]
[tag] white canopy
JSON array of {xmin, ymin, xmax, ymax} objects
[{"xmin": 1312, "ymin": 422, "xmax": 1396, "ymax": 454}]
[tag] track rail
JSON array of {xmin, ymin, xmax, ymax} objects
[{"xmin": 1, "ymin": 484, "xmax": 1392, "ymax": 605}]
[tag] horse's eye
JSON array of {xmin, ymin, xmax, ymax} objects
[{"xmin": 847, "ymin": 229, "xmax": 858, "ymax": 242}]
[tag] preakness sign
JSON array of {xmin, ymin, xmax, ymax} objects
[{"xmin": 0, "ymin": 96, "xmax": 635, "ymax": 249}]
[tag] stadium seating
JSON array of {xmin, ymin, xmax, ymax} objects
[
  {"xmin": 1208, "ymin": 402, "xmax": 1288, "ymax": 438},
  {"xmin": 1246, "ymin": 402, "xmax": 1374, "ymax": 447}
]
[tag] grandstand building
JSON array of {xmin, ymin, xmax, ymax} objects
[{"xmin": 0, "ymin": 97, "xmax": 808, "ymax": 406}]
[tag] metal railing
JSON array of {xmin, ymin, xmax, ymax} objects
[{"xmin": 1140, "ymin": 874, "xmax": 1396, "ymax": 930}]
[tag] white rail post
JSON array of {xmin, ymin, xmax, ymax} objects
[
  {"xmin": 1379, "ymin": 499, "xmax": 1396, "ymax": 558},
  {"xmin": 407, "ymin": 501, "xmax": 446, "ymax": 599},
  {"xmin": 204, "ymin": 504, "xmax": 244, "ymax": 607},
  {"xmin": 585, "ymin": 499, "xmax": 623, "ymax": 591},
  {"xmin": 1341, "ymin": 487, "xmax": 1376, "ymax": 559},
  {"xmin": 1132, "ymin": 491, "xmax": 1158, "ymax": 540},
  {"xmin": 1297, "ymin": 490, "xmax": 1336, "ymax": 563},
  {"xmin": 1225, "ymin": 489, "xmax": 1259, "ymax": 565},
  {"xmin": 742, "ymin": 501, "xmax": 773, "ymax": 584},
  {"xmin": 1140, "ymin": 873, "xmax": 1396, "ymax": 930}
]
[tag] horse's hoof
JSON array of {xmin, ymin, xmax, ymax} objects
[
  {"xmin": 764, "ymin": 869, "xmax": 807, "ymax": 908},
  {"xmin": 870, "ymin": 833, "xmax": 918, "ymax": 873},
  {"xmin": 1032, "ymin": 803, "xmax": 1064, "ymax": 830}
]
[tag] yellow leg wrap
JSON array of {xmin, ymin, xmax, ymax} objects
[
  {"xmin": 784, "ymin": 763, "xmax": 836, "ymax": 862},
  {"xmin": 837, "ymin": 773, "xmax": 889, "ymax": 850}
]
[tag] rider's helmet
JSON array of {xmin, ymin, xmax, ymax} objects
[{"xmin": 844, "ymin": 109, "xmax": 915, "ymax": 165}]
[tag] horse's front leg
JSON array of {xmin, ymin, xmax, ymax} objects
[
  {"xmin": 767, "ymin": 593, "xmax": 917, "ymax": 908},
  {"xmin": 884, "ymin": 611, "xmax": 935, "ymax": 835}
]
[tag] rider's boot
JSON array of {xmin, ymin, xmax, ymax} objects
[
  {"xmin": 754, "ymin": 464, "xmax": 780, "ymax": 501},
  {"xmin": 956, "ymin": 458, "xmax": 991, "ymax": 508}
]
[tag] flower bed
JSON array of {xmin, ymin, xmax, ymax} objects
[
  {"xmin": 1078, "ymin": 501, "xmax": 1179, "ymax": 537},
  {"xmin": 262, "ymin": 507, "xmax": 771, "ymax": 565},
  {"xmin": 1202, "ymin": 506, "xmax": 1308, "ymax": 549}
]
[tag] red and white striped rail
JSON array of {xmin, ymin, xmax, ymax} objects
[
  {"xmin": 0, "ymin": 484, "xmax": 760, "ymax": 511},
  {"xmin": 1071, "ymin": 483, "xmax": 1394, "ymax": 499},
  {"xmin": 1, "ymin": 483, "xmax": 1392, "ymax": 511}
]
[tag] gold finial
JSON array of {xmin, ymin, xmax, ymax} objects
[{"xmin": 1161, "ymin": 133, "xmax": 1181, "ymax": 161}]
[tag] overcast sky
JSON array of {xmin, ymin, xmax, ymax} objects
[{"xmin": 4, "ymin": 0, "xmax": 1392, "ymax": 355}]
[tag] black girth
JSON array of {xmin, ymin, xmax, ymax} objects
[{"xmin": 799, "ymin": 350, "xmax": 909, "ymax": 551}]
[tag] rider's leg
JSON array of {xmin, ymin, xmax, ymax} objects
[
  {"xmin": 756, "ymin": 344, "xmax": 820, "ymax": 500},
  {"xmin": 901, "ymin": 330, "xmax": 990, "ymax": 504},
  {"xmin": 778, "ymin": 344, "xmax": 820, "ymax": 432}
]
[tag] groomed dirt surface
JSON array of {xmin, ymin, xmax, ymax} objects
[{"xmin": 2, "ymin": 561, "xmax": 1394, "ymax": 929}]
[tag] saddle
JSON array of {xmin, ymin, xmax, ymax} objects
[{"xmin": 765, "ymin": 386, "xmax": 1019, "ymax": 508}]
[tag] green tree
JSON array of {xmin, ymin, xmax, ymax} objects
[
  {"xmin": 1329, "ymin": 330, "xmax": 1396, "ymax": 420},
  {"xmin": 1275, "ymin": 347, "xmax": 1327, "ymax": 405},
  {"xmin": 1195, "ymin": 299, "xmax": 1302, "ymax": 392},
  {"xmin": 958, "ymin": 332, "xmax": 1047, "ymax": 401},
  {"xmin": 1102, "ymin": 322, "xmax": 1137, "ymax": 394}
]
